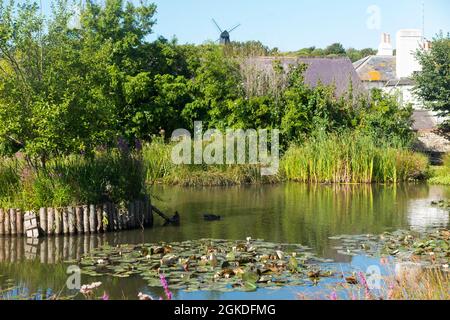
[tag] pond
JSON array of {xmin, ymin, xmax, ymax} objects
[{"xmin": 0, "ymin": 183, "xmax": 449, "ymax": 300}]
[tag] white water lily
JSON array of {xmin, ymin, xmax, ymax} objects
[{"xmin": 138, "ymin": 292, "xmax": 153, "ymax": 300}]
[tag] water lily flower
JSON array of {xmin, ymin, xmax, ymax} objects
[
  {"xmin": 80, "ymin": 282, "xmax": 102, "ymax": 298},
  {"xmin": 138, "ymin": 292, "xmax": 153, "ymax": 300}
]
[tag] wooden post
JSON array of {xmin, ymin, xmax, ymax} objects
[
  {"xmin": 96, "ymin": 205, "xmax": 103, "ymax": 233},
  {"xmin": 129, "ymin": 202, "xmax": 136, "ymax": 229},
  {"xmin": 68, "ymin": 207, "xmax": 76, "ymax": 235},
  {"xmin": 16, "ymin": 209, "xmax": 23, "ymax": 235},
  {"xmin": 0, "ymin": 209, "xmax": 4, "ymax": 236},
  {"xmin": 10, "ymin": 209, "xmax": 17, "ymax": 235},
  {"xmin": 75, "ymin": 206, "xmax": 83, "ymax": 233},
  {"xmin": 89, "ymin": 204, "xmax": 96, "ymax": 233},
  {"xmin": 143, "ymin": 196, "xmax": 149, "ymax": 227},
  {"xmin": 135, "ymin": 200, "xmax": 141, "ymax": 228},
  {"xmin": 24, "ymin": 211, "xmax": 40, "ymax": 238},
  {"xmin": 112, "ymin": 204, "xmax": 119, "ymax": 231},
  {"xmin": 83, "ymin": 205, "xmax": 89, "ymax": 234},
  {"xmin": 149, "ymin": 201, "xmax": 153, "ymax": 227},
  {"xmin": 62, "ymin": 207, "xmax": 69, "ymax": 235},
  {"xmin": 117, "ymin": 208, "xmax": 123, "ymax": 231},
  {"xmin": 47, "ymin": 208, "xmax": 55, "ymax": 236},
  {"xmin": 4, "ymin": 208, "xmax": 10, "ymax": 235},
  {"xmin": 54, "ymin": 208, "xmax": 62, "ymax": 235},
  {"xmin": 39, "ymin": 208, "xmax": 47, "ymax": 235},
  {"xmin": 107, "ymin": 203, "xmax": 114, "ymax": 231},
  {"xmin": 102, "ymin": 203, "xmax": 109, "ymax": 232}
]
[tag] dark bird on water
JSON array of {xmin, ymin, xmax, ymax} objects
[
  {"xmin": 203, "ymin": 214, "xmax": 221, "ymax": 221},
  {"xmin": 164, "ymin": 211, "xmax": 180, "ymax": 226}
]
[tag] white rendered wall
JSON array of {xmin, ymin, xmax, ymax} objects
[{"xmin": 396, "ymin": 29, "xmax": 423, "ymax": 78}]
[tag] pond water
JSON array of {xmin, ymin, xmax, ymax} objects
[{"xmin": 0, "ymin": 183, "xmax": 449, "ymax": 300}]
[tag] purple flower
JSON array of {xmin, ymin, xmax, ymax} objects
[
  {"xmin": 358, "ymin": 272, "xmax": 372, "ymax": 300},
  {"xmin": 101, "ymin": 292, "xmax": 109, "ymax": 300},
  {"xmin": 117, "ymin": 137, "xmax": 130, "ymax": 154},
  {"xmin": 135, "ymin": 138, "xmax": 142, "ymax": 151},
  {"xmin": 159, "ymin": 274, "xmax": 173, "ymax": 300}
]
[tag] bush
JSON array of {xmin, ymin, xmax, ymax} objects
[
  {"xmin": 429, "ymin": 153, "xmax": 450, "ymax": 185},
  {"xmin": 0, "ymin": 149, "xmax": 146, "ymax": 210}
]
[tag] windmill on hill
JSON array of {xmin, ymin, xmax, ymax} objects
[{"xmin": 212, "ymin": 19, "xmax": 241, "ymax": 45}]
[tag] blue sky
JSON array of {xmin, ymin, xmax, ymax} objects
[{"xmin": 41, "ymin": 0, "xmax": 450, "ymax": 51}]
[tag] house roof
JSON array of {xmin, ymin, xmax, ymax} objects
[
  {"xmin": 353, "ymin": 55, "xmax": 396, "ymax": 82},
  {"xmin": 412, "ymin": 110, "xmax": 438, "ymax": 131},
  {"xmin": 244, "ymin": 57, "xmax": 367, "ymax": 97},
  {"xmin": 385, "ymin": 78, "xmax": 415, "ymax": 86}
]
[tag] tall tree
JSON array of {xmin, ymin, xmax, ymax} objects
[{"xmin": 413, "ymin": 32, "xmax": 450, "ymax": 128}]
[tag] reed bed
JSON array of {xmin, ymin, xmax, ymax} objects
[
  {"xmin": 142, "ymin": 132, "xmax": 428, "ymax": 186},
  {"xmin": 282, "ymin": 133, "xmax": 428, "ymax": 184}
]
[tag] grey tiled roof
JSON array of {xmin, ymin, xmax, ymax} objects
[
  {"xmin": 353, "ymin": 55, "xmax": 396, "ymax": 81},
  {"xmin": 245, "ymin": 57, "xmax": 367, "ymax": 97}
]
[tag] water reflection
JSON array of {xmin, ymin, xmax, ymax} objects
[
  {"xmin": 0, "ymin": 183, "xmax": 449, "ymax": 300},
  {"xmin": 407, "ymin": 185, "xmax": 450, "ymax": 232}
]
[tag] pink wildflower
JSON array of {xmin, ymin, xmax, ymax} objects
[{"xmin": 160, "ymin": 274, "xmax": 173, "ymax": 300}]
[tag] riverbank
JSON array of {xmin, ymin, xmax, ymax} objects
[
  {"xmin": 429, "ymin": 154, "xmax": 450, "ymax": 185},
  {"xmin": 0, "ymin": 133, "xmax": 440, "ymax": 211},
  {"xmin": 144, "ymin": 133, "xmax": 429, "ymax": 187}
]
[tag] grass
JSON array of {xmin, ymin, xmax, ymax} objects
[
  {"xmin": 282, "ymin": 132, "xmax": 428, "ymax": 184},
  {"xmin": 0, "ymin": 149, "xmax": 146, "ymax": 210},
  {"xmin": 429, "ymin": 154, "xmax": 450, "ymax": 185},
  {"xmin": 142, "ymin": 138, "xmax": 280, "ymax": 187},
  {"xmin": 142, "ymin": 133, "xmax": 429, "ymax": 186}
]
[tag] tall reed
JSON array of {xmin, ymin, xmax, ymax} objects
[{"xmin": 282, "ymin": 132, "xmax": 428, "ymax": 183}]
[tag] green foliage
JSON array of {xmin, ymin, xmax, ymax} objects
[
  {"xmin": 357, "ymin": 89, "xmax": 415, "ymax": 146},
  {"xmin": 287, "ymin": 44, "xmax": 376, "ymax": 62},
  {"xmin": 324, "ymin": 43, "xmax": 346, "ymax": 56},
  {"xmin": 414, "ymin": 32, "xmax": 450, "ymax": 128},
  {"xmin": 0, "ymin": 150, "xmax": 146, "ymax": 209},
  {"xmin": 141, "ymin": 140, "xmax": 280, "ymax": 187},
  {"xmin": 429, "ymin": 153, "xmax": 450, "ymax": 185},
  {"xmin": 282, "ymin": 131, "xmax": 428, "ymax": 184}
]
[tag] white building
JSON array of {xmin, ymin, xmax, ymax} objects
[
  {"xmin": 354, "ymin": 30, "xmax": 449, "ymax": 154},
  {"xmin": 395, "ymin": 29, "xmax": 423, "ymax": 78}
]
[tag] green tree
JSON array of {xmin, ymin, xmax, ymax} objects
[
  {"xmin": 324, "ymin": 43, "xmax": 346, "ymax": 56},
  {"xmin": 413, "ymin": 32, "xmax": 450, "ymax": 128},
  {"xmin": 0, "ymin": 0, "xmax": 117, "ymax": 167}
]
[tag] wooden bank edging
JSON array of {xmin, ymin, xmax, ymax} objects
[{"xmin": 0, "ymin": 198, "xmax": 153, "ymax": 238}]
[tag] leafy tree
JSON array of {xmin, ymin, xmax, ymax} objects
[
  {"xmin": 0, "ymin": 0, "xmax": 117, "ymax": 167},
  {"xmin": 413, "ymin": 32, "xmax": 450, "ymax": 128},
  {"xmin": 324, "ymin": 42, "xmax": 346, "ymax": 56}
]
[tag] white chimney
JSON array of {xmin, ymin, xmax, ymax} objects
[
  {"xmin": 396, "ymin": 29, "xmax": 423, "ymax": 78},
  {"xmin": 377, "ymin": 32, "xmax": 393, "ymax": 56}
]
